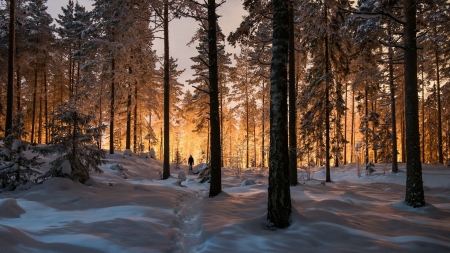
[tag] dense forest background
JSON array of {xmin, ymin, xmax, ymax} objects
[{"xmin": 1, "ymin": 0, "xmax": 449, "ymax": 169}]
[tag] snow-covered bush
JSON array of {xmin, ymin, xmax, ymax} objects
[
  {"xmin": 0, "ymin": 113, "xmax": 43, "ymax": 191},
  {"xmin": 35, "ymin": 103, "xmax": 106, "ymax": 184},
  {"xmin": 198, "ymin": 164, "xmax": 211, "ymax": 183},
  {"xmin": 366, "ymin": 162, "xmax": 375, "ymax": 175}
]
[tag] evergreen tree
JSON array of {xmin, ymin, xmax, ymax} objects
[
  {"xmin": 35, "ymin": 102, "xmax": 106, "ymax": 184},
  {"xmin": 0, "ymin": 112, "xmax": 42, "ymax": 191}
]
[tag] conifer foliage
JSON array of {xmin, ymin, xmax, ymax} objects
[
  {"xmin": 36, "ymin": 103, "xmax": 106, "ymax": 184},
  {"xmin": 0, "ymin": 113, "xmax": 42, "ymax": 191}
]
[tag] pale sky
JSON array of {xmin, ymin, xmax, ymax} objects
[{"xmin": 46, "ymin": 0, "xmax": 247, "ymax": 88}]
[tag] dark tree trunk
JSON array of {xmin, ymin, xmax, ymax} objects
[
  {"xmin": 344, "ymin": 83, "xmax": 348, "ymax": 164},
  {"xmin": 246, "ymin": 85, "xmax": 249, "ymax": 168},
  {"xmin": 31, "ymin": 66, "xmax": 38, "ymax": 143},
  {"xmin": 208, "ymin": 0, "xmax": 222, "ymax": 197},
  {"xmin": 15, "ymin": 42, "xmax": 20, "ymax": 114},
  {"xmin": 261, "ymin": 80, "xmax": 266, "ymax": 167},
  {"xmin": 38, "ymin": 74, "xmax": 43, "ymax": 143},
  {"xmin": 288, "ymin": 2, "xmax": 298, "ymax": 186},
  {"xmin": 435, "ymin": 50, "xmax": 443, "ymax": 164},
  {"xmin": 403, "ymin": 0, "xmax": 425, "ymax": 207},
  {"xmin": 16, "ymin": 67, "xmax": 20, "ymax": 113},
  {"xmin": 351, "ymin": 87, "xmax": 355, "ymax": 163},
  {"xmin": 109, "ymin": 55, "xmax": 115, "ymax": 154},
  {"xmin": 324, "ymin": 3, "xmax": 331, "ymax": 182},
  {"xmin": 220, "ymin": 83, "xmax": 224, "ymax": 167},
  {"xmin": 163, "ymin": 1, "xmax": 170, "ymax": 179},
  {"xmin": 421, "ymin": 61, "xmax": 425, "ymax": 163},
  {"xmin": 126, "ymin": 84, "xmax": 132, "ymax": 150},
  {"xmin": 5, "ymin": 0, "xmax": 15, "ymax": 137},
  {"xmin": 44, "ymin": 51, "xmax": 48, "ymax": 144},
  {"xmin": 388, "ymin": 32, "xmax": 398, "ymax": 173},
  {"xmin": 267, "ymin": 0, "xmax": 291, "ymax": 228},
  {"xmin": 134, "ymin": 82, "xmax": 138, "ymax": 153},
  {"xmin": 365, "ymin": 84, "xmax": 369, "ymax": 164}
]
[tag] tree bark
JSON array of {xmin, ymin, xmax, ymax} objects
[
  {"xmin": 267, "ymin": 0, "xmax": 291, "ymax": 228},
  {"xmin": 126, "ymin": 83, "xmax": 132, "ymax": 150},
  {"xmin": 435, "ymin": 49, "xmax": 443, "ymax": 164},
  {"xmin": 31, "ymin": 66, "xmax": 38, "ymax": 143},
  {"xmin": 163, "ymin": 0, "xmax": 170, "ymax": 179},
  {"xmin": 109, "ymin": 55, "xmax": 115, "ymax": 154},
  {"xmin": 208, "ymin": 0, "xmax": 222, "ymax": 197},
  {"xmin": 134, "ymin": 82, "xmax": 138, "ymax": 153},
  {"xmin": 324, "ymin": 2, "xmax": 331, "ymax": 182},
  {"xmin": 403, "ymin": 0, "xmax": 425, "ymax": 207},
  {"xmin": 388, "ymin": 29, "xmax": 398, "ymax": 173},
  {"xmin": 288, "ymin": 2, "xmax": 298, "ymax": 186},
  {"xmin": 5, "ymin": 0, "xmax": 15, "ymax": 137}
]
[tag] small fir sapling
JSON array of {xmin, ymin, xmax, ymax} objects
[
  {"xmin": 366, "ymin": 162, "xmax": 375, "ymax": 175},
  {"xmin": 0, "ymin": 113, "xmax": 43, "ymax": 191},
  {"xmin": 35, "ymin": 103, "xmax": 107, "ymax": 184}
]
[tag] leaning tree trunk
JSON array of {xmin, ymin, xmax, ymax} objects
[
  {"xmin": 5, "ymin": 0, "xmax": 15, "ymax": 137},
  {"xmin": 267, "ymin": 0, "xmax": 291, "ymax": 228},
  {"xmin": 403, "ymin": 0, "xmax": 425, "ymax": 207},
  {"xmin": 288, "ymin": 2, "xmax": 298, "ymax": 186},
  {"xmin": 163, "ymin": 0, "xmax": 171, "ymax": 179},
  {"xmin": 208, "ymin": 0, "xmax": 222, "ymax": 197}
]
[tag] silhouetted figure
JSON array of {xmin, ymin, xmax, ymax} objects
[{"xmin": 188, "ymin": 155, "xmax": 194, "ymax": 171}]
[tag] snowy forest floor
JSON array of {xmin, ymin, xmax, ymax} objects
[{"xmin": 1, "ymin": 152, "xmax": 450, "ymax": 253}]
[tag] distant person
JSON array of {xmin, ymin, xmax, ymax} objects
[{"xmin": 188, "ymin": 155, "xmax": 194, "ymax": 171}]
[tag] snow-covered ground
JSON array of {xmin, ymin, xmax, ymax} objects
[{"xmin": 1, "ymin": 153, "xmax": 449, "ymax": 253}]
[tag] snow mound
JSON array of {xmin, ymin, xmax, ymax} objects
[
  {"xmin": 61, "ymin": 160, "xmax": 72, "ymax": 175},
  {"xmin": 110, "ymin": 163, "xmax": 124, "ymax": 171},
  {"xmin": 178, "ymin": 171, "xmax": 187, "ymax": 180},
  {"xmin": 241, "ymin": 179, "xmax": 256, "ymax": 186},
  {"xmin": 123, "ymin": 149, "xmax": 133, "ymax": 156},
  {"xmin": 139, "ymin": 152, "xmax": 149, "ymax": 159},
  {"xmin": 192, "ymin": 163, "xmax": 208, "ymax": 174},
  {"xmin": 149, "ymin": 148, "xmax": 156, "ymax": 159},
  {"xmin": 0, "ymin": 199, "xmax": 25, "ymax": 218}
]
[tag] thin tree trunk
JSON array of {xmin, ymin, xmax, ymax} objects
[
  {"xmin": 344, "ymin": 82, "xmax": 347, "ymax": 164},
  {"xmin": 126, "ymin": 83, "xmax": 132, "ymax": 150},
  {"xmin": 421, "ymin": 57, "xmax": 425, "ymax": 163},
  {"xmin": 38, "ymin": 77, "xmax": 43, "ymax": 144},
  {"xmin": 109, "ymin": 54, "xmax": 115, "ymax": 154},
  {"xmin": 44, "ymin": 50, "xmax": 48, "ymax": 144},
  {"xmin": 5, "ymin": 0, "xmax": 15, "ymax": 137},
  {"xmin": 401, "ymin": 114, "xmax": 406, "ymax": 162},
  {"xmin": 31, "ymin": 66, "xmax": 38, "ymax": 143},
  {"xmin": 262, "ymin": 80, "xmax": 266, "ymax": 167},
  {"xmin": 365, "ymin": 84, "xmax": 369, "ymax": 164},
  {"xmin": 16, "ymin": 68, "xmax": 20, "ymax": 113},
  {"xmin": 435, "ymin": 49, "xmax": 443, "ymax": 164},
  {"xmin": 288, "ymin": 2, "xmax": 297, "ymax": 186},
  {"xmin": 163, "ymin": 0, "xmax": 170, "ymax": 179},
  {"xmin": 403, "ymin": 0, "xmax": 425, "ymax": 207},
  {"xmin": 134, "ymin": 82, "xmax": 138, "ymax": 153},
  {"xmin": 324, "ymin": 2, "xmax": 331, "ymax": 182},
  {"xmin": 388, "ymin": 38, "xmax": 398, "ymax": 173},
  {"xmin": 351, "ymin": 88, "xmax": 355, "ymax": 163},
  {"xmin": 267, "ymin": 0, "xmax": 291, "ymax": 228}
]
